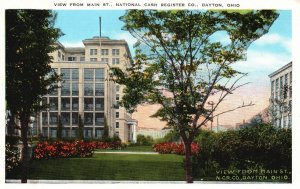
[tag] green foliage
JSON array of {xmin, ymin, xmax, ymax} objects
[
  {"xmin": 136, "ymin": 135, "xmax": 154, "ymax": 146},
  {"xmin": 57, "ymin": 115, "xmax": 63, "ymax": 140},
  {"xmin": 155, "ymin": 130, "xmax": 181, "ymax": 143},
  {"xmin": 193, "ymin": 124, "xmax": 292, "ymax": 179},
  {"xmin": 5, "ymin": 143, "xmax": 21, "ymax": 175},
  {"xmin": 103, "ymin": 116, "xmax": 109, "ymax": 140},
  {"xmin": 113, "ymin": 10, "xmax": 279, "ymax": 182},
  {"xmin": 77, "ymin": 115, "xmax": 84, "ymax": 140},
  {"xmin": 6, "ymin": 10, "xmax": 62, "ymax": 118}
]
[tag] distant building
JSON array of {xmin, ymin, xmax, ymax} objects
[
  {"xmin": 35, "ymin": 37, "xmax": 137, "ymax": 142},
  {"xmin": 269, "ymin": 62, "xmax": 292, "ymax": 128}
]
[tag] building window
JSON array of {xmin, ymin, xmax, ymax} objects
[
  {"xmin": 84, "ymin": 113, "xmax": 93, "ymax": 125},
  {"xmin": 49, "ymin": 97, "xmax": 58, "ymax": 111},
  {"xmin": 84, "ymin": 98, "xmax": 94, "ymax": 111},
  {"xmin": 101, "ymin": 49, "xmax": 109, "ymax": 55},
  {"xmin": 95, "ymin": 83, "xmax": 104, "ymax": 96},
  {"xmin": 116, "ymin": 94, "xmax": 120, "ymax": 101},
  {"xmin": 90, "ymin": 49, "xmax": 97, "ymax": 55},
  {"xmin": 71, "ymin": 129, "xmax": 76, "ymax": 138},
  {"xmin": 116, "ymin": 112, "xmax": 119, "ymax": 118},
  {"xmin": 72, "ymin": 98, "xmax": 79, "ymax": 111},
  {"xmin": 101, "ymin": 58, "xmax": 109, "ymax": 63},
  {"xmin": 58, "ymin": 51, "xmax": 61, "ymax": 59},
  {"xmin": 112, "ymin": 49, "xmax": 120, "ymax": 56},
  {"xmin": 62, "ymin": 129, "xmax": 70, "ymax": 138},
  {"xmin": 84, "ymin": 69, "xmax": 94, "ymax": 82},
  {"xmin": 112, "ymin": 58, "xmax": 120, "ymax": 64},
  {"xmin": 84, "ymin": 83, "xmax": 94, "ymax": 96},
  {"xmin": 288, "ymin": 115, "xmax": 292, "ymax": 128},
  {"xmin": 116, "ymin": 122, "xmax": 119, "ymax": 129},
  {"xmin": 61, "ymin": 112, "xmax": 70, "ymax": 125},
  {"xmin": 116, "ymin": 85, "xmax": 120, "ymax": 92},
  {"xmin": 285, "ymin": 74, "xmax": 288, "ymax": 85},
  {"xmin": 72, "ymin": 83, "xmax": 79, "ymax": 96},
  {"xmin": 42, "ymin": 112, "xmax": 48, "ymax": 125},
  {"xmin": 42, "ymin": 128, "xmax": 49, "ymax": 137},
  {"xmin": 49, "ymin": 113, "xmax": 58, "ymax": 125},
  {"xmin": 61, "ymin": 82, "xmax": 70, "ymax": 96},
  {"xmin": 90, "ymin": 58, "xmax": 97, "ymax": 62},
  {"xmin": 61, "ymin": 98, "xmax": 71, "ymax": 111},
  {"xmin": 95, "ymin": 113, "xmax": 104, "ymax": 125},
  {"xmin": 95, "ymin": 129, "xmax": 104, "ymax": 139},
  {"xmin": 50, "ymin": 128, "xmax": 57, "ymax": 138},
  {"xmin": 95, "ymin": 69, "xmax": 105, "ymax": 82},
  {"xmin": 71, "ymin": 69, "xmax": 79, "ymax": 80},
  {"xmin": 62, "ymin": 54, "xmax": 65, "ymax": 61},
  {"xmin": 61, "ymin": 68, "xmax": 71, "ymax": 80},
  {"xmin": 80, "ymin": 57, "xmax": 85, "ymax": 61},
  {"xmin": 84, "ymin": 128, "xmax": 93, "ymax": 138},
  {"xmin": 95, "ymin": 98, "xmax": 104, "ymax": 111},
  {"xmin": 67, "ymin": 57, "xmax": 76, "ymax": 61},
  {"xmin": 72, "ymin": 112, "xmax": 78, "ymax": 125}
]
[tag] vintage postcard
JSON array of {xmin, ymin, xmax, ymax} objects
[{"xmin": 1, "ymin": 0, "xmax": 299, "ymax": 188}]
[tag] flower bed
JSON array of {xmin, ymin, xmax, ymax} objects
[
  {"xmin": 33, "ymin": 141, "xmax": 96, "ymax": 159},
  {"xmin": 153, "ymin": 142, "xmax": 200, "ymax": 155},
  {"xmin": 33, "ymin": 140, "xmax": 124, "ymax": 160}
]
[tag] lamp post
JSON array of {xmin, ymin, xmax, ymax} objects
[{"xmin": 208, "ymin": 101, "xmax": 215, "ymax": 131}]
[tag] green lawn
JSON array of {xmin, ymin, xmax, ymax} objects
[
  {"xmin": 96, "ymin": 145, "xmax": 154, "ymax": 152},
  {"xmin": 8, "ymin": 154, "xmax": 185, "ymax": 181}
]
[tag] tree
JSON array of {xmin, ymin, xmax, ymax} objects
[
  {"xmin": 77, "ymin": 114, "xmax": 84, "ymax": 140},
  {"xmin": 57, "ymin": 115, "xmax": 63, "ymax": 140},
  {"xmin": 111, "ymin": 10, "xmax": 278, "ymax": 183},
  {"xmin": 103, "ymin": 115, "xmax": 109, "ymax": 139},
  {"xmin": 6, "ymin": 10, "xmax": 62, "ymax": 183},
  {"xmin": 269, "ymin": 83, "xmax": 292, "ymax": 128}
]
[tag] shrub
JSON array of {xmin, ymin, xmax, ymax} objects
[
  {"xmin": 5, "ymin": 143, "xmax": 20, "ymax": 173},
  {"xmin": 153, "ymin": 142, "xmax": 200, "ymax": 155},
  {"xmin": 192, "ymin": 124, "xmax": 292, "ymax": 179},
  {"xmin": 136, "ymin": 134, "xmax": 154, "ymax": 146}
]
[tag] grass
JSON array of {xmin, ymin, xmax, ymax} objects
[
  {"xmin": 8, "ymin": 153, "xmax": 185, "ymax": 181},
  {"xmin": 96, "ymin": 145, "xmax": 154, "ymax": 152}
]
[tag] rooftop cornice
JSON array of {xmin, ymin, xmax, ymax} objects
[{"xmin": 268, "ymin": 61, "xmax": 292, "ymax": 78}]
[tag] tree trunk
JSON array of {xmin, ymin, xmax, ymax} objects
[
  {"xmin": 184, "ymin": 141, "xmax": 193, "ymax": 183},
  {"xmin": 20, "ymin": 120, "xmax": 29, "ymax": 183}
]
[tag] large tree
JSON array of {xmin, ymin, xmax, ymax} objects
[
  {"xmin": 6, "ymin": 10, "xmax": 62, "ymax": 183},
  {"xmin": 111, "ymin": 10, "xmax": 278, "ymax": 183}
]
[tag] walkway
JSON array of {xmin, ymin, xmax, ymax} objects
[{"xmin": 94, "ymin": 151, "xmax": 159, "ymax": 155}]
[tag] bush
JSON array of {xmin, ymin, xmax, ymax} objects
[
  {"xmin": 154, "ymin": 130, "xmax": 180, "ymax": 143},
  {"xmin": 153, "ymin": 142, "xmax": 200, "ymax": 155},
  {"xmin": 136, "ymin": 135, "xmax": 154, "ymax": 146},
  {"xmin": 5, "ymin": 143, "xmax": 20, "ymax": 173},
  {"xmin": 192, "ymin": 124, "xmax": 292, "ymax": 179}
]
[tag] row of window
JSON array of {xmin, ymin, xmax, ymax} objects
[
  {"xmin": 90, "ymin": 58, "xmax": 120, "ymax": 64},
  {"xmin": 42, "ymin": 127, "xmax": 105, "ymax": 139},
  {"xmin": 90, "ymin": 49, "xmax": 120, "ymax": 56},
  {"xmin": 274, "ymin": 115, "xmax": 292, "ymax": 128},
  {"xmin": 42, "ymin": 112, "xmax": 105, "ymax": 126},
  {"xmin": 44, "ymin": 97, "xmax": 104, "ymax": 111},
  {"xmin": 271, "ymin": 71, "xmax": 292, "ymax": 100}
]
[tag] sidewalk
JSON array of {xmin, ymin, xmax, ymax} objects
[{"xmin": 94, "ymin": 151, "xmax": 159, "ymax": 155}]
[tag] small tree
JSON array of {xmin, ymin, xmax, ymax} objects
[
  {"xmin": 77, "ymin": 114, "xmax": 84, "ymax": 140},
  {"xmin": 103, "ymin": 115, "xmax": 109, "ymax": 139},
  {"xmin": 112, "ymin": 10, "xmax": 278, "ymax": 183},
  {"xmin": 57, "ymin": 115, "xmax": 63, "ymax": 140},
  {"xmin": 269, "ymin": 83, "xmax": 291, "ymax": 128}
]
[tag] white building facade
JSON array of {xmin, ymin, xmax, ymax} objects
[
  {"xmin": 37, "ymin": 37, "xmax": 137, "ymax": 142},
  {"xmin": 269, "ymin": 62, "xmax": 292, "ymax": 129}
]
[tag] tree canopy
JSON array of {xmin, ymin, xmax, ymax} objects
[{"xmin": 112, "ymin": 10, "xmax": 279, "ymax": 183}]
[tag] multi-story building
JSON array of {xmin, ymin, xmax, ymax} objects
[
  {"xmin": 37, "ymin": 36, "xmax": 137, "ymax": 142},
  {"xmin": 269, "ymin": 62, "xmax": 292, "ymax": 128}
]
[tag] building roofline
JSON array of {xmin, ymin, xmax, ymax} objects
[{"xmin": 268, "ymin": 61, "xmax": 292, "ymax": 78}]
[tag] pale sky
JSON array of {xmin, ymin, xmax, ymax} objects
[{"xmin": 54, "ymin": 10, "xmax": 292, "ymax": 129}]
